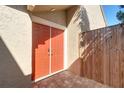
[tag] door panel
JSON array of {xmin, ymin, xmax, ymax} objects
[
  {"xmin": 51, "ymin": 27, "xmax": 64, "ymax": 73},
  {"xmin": 32, "ymin": 23, "xmax": 50, "ymax": 80},
  {"xmin": 32, "ymin": 22, "xmax": 64, "ymax": 80}
]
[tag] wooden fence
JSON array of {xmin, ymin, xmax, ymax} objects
[{"xmin": 79, "ymin": 24, "xmax": 124, "ymax": 87}]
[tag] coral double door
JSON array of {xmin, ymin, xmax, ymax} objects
[{"xmin": 32, "ymin": 22, "xmax": 64, "ymax": 80}]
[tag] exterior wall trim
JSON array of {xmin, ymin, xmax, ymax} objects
[
  {"xmin": 100, "ymin": 5, "xmax": 107, "ymax": 26},
  {"xmin": 31, "ymin": 15, "xmax": 68, "ymax": 82}
]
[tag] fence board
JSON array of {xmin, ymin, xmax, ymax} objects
[{"xmin": 79, "ymin": 24, "xmax": 124, "ymax": 87}]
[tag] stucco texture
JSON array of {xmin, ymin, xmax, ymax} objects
[
  {"xmin": 0, "ymin": 5, "xmax": 32, "ymax": 87},
  {"xmin": 83, "ymin": 5, "xmax": 106, "ymax": 30},
  {"xmin": 66, "ymin": 5, "xmax": 106, "ymax": 68}
]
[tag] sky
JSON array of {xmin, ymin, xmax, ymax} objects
[{"xmin": 102, "ymin": 5, "xmax": 124, "ymax": 26}]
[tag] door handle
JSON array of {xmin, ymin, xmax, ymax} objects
[
  {"xmin": 48, "ymin": 48, "xmax": 53, "ymax": 56},
  {"xmin": 48, "ymin": 48, "xmax": 50, "ymax": 56},
  {"xmin": 51, "ymin": 49, "xmax": 53, "ymax": 56}
]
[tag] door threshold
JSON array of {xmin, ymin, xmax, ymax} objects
[{"xmin": 32, "ymin": 68, "xmax": 67, "ymax": 83}]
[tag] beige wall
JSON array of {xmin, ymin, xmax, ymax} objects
[
  {"xmin": 0, "ymin": 5, "xmax": 32, "ymax": 87},
  {"xmin": 30, "ymin": 10, "xmax": 66, "ymax": 26},
  {"xmin": 0, "ymin": 5, "xmax": 106, "ymax": 87},
  {"xmin": 0, "ymin": 5, "xmax": 67, "ymax": 87},
  {"xmin": 67, "ymin": 5, "xmax": 106, "ymax": 67},
  {"xmin": 66, "ymin": 6, "xmax": 81, "ymax": 67},
  {"xmin": 83, "ymin": 5, "xmax": 106, "ymax": 30}
]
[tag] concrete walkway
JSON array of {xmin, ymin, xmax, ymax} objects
[{"xmin": 33, "ymin": 71, "xmax": 109, "ymax": 88}]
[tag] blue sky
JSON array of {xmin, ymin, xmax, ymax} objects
[{"xmin": 102, "ymin": 5, "xmax": 124, "ymax": 26}]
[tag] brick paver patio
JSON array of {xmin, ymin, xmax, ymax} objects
[{"xmin": 33, "ymin": 71, "xmax": 109, "ymax": 88}]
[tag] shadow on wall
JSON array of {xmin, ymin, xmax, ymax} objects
[
  {"xmin": 66, "ymin": 6, "xmax": 90, "ymax": 76},
  {"xmin": 0, "ymin": 37, "xmax": 32, "ymax": 88},
  {"xmin": 73, "ymin": 6, "xmax": 90, "ymax": 32},
  {"xmin": 67, "ymin": 5, "xmax": 90, "ymax": 32},
  {"xmin": 67, "ymin": 58, "xmax": 83, "ymax": 76},
  {"xmin": 6, "ymin": 5, "xmax": 28, "ymax": 13}
]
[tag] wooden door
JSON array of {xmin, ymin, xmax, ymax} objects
[
  {"xmin": 32, "ymin": 23, "xmax": 64, "ymax": 80},
  {"xmin": 51, "ymin": 27, "xmax": 64, "ymax": 73},
  {"xmin": 32, "ymin": 23, "xmax": 50, "ymax": 80}
]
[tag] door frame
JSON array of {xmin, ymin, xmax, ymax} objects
[{"xmin": 31, "ymin": 15, "xmax": 68, "ymax": 82}]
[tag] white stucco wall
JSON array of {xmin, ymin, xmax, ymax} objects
[
  {"xmin": 67, "ymin": 6, "xmax": 81, "ymax": 67},
  {"xmin": 0, "ymin": 5, "xmax": 32, "ymax": 87},
  {"xmin": 67, "ymin": 5, "xmax": 106, "ymax": 68},
  {"xmin": 0, "ymin": 5, "xmax": 106, "ymax": 87},
  {"xmin": 0, "ymin": 5, "xmax": 67, "ymax": 87},
  {"xmin": 84, "ymin": 5, "xmax": 106, "ymax": 30}
]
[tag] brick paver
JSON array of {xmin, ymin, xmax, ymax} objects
[{"xmin": 33, "ymin": 71, "xmax": 109, "ymax": 88}]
